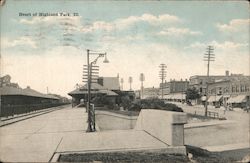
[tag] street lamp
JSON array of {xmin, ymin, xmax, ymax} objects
[{"xmin": 86, "ymin": 49, "xmax": 109, "ymax": 132}]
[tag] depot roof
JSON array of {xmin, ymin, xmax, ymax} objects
[{"xmin": 0, "ymin": 86, "xmax": 59, "ymax": 99}]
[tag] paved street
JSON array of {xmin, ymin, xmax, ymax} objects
[
  {"xmin": 0, "ymin": 106, "xmax": 87, "ymax": 162},
  {"xmin": 172, "ymin": 102, "xmax": 249, "ymax": 149}
]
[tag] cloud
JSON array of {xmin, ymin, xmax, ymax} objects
[
  {"xmin": 116, "ymin": 13, "xmax": 181, "ymax": 29},
  {"xmin": 157, "ymin": 27, "xmax": 202, "ymax": 37},
  {"xmin": 81, "ymin": 21, "xmax": 114, "ymax": 33},
  {"xmin": 80, "ymin": 13, "xmax": 181, "ymax": 33},
  {"xmin": 2, "ymin": 36, "xmax": 37, "ymax": 49},
  {"xmin": 216, "ymin": 19, "xmax": 249, "ymax": 32},
  {"xmin": 211, "ymin": 41, "xmax": 248, "ymax": 49},
  {"xmin": 185, "ymin": 41, "xmax": 248, "ymax": 50}
]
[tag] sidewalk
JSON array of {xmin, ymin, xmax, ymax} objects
[
  {"xmin": 0, "ymin": 106, "xmax": 88, "ymax": 162},
  {"xmin": 0, "ymin": 106, "xmax": 185, "ymax": 162}
]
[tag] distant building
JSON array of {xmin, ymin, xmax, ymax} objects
[
  {"xmin": 0, "ymin": 75, "xmax": 66, "ymax": 117},
  {"xmin": 142, "ymin": 87, "xmax": 159, "ymax": 99},
  {"xmin": 159, "ymin": 79, "xmax": 188, "ymax": 102},
  {"xmin": 0, "ymin": 86, "xmax": 60, "ymax": 117},
  {"xmin": 207, "ymin": 77, "xmax": 250, "ymax": 108},
  {"xmin": 189, "ymin": 71, "xmax": 250, "ymax": 96},
  {"xmin": 68, "ymin": 76, "xmax": 120, "ymax": 107},
  {"xmin": 160, "ymin": 79, "xmax": 189, "ymax": 95}
]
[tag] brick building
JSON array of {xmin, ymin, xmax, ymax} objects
[
  {"xmin": 189, "ymin": 71, "xmax": 250, "ymax": 96},
  {"xmin": 207, "ymin": 77, "xmax": 250, "ymax": 108}
]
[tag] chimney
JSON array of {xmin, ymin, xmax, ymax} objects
[
  {"xmin": 27, "ymin": 86, "xmax": 30, "ymax": 89},
  {"xmin": 225, "ymin": 70, "xmax": 229, "ymax": 76}
]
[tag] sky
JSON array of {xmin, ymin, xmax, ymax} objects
[{"xmin": 0, "ymin": 0, "xmax": 249, "ymax": 97}]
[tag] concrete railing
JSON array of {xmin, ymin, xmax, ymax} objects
[
  {"xmin": 134, "ymin": 109, "xmax": 187, "ymax": 146},
  {"xmin": 95, "ymin": 110, "xmax": 137, "ymax": 131}
]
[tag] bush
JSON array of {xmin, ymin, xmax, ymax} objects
[{"xmin": 128, "ymin": 99, "xmax": 183, "ymax": 112}]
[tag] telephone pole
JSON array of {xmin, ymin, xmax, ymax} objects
[
  {"xmin": 128, "ymin": 76, "xmax": 133, "ymax": 91},
  {"xmin": 204, "ymin": 45, "xmax": 215, "ymax": 116},
  {"xmin": 120, "ymin": 78, "xmax": 124, "ymax": 90},
  {"xmin": 159, "ymin": 64, "xmax": 167, "ymax": 99},
  {"xmin": 139, "ymin": 73, "xmax": 145, "ymax": 99}
]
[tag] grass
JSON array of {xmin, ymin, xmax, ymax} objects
[
  {"xmin": 58, "ymin": 151, "xmax": 189, "ymax": 162},
  {"xmin": 58, "ymin": 146, "xmax": 249, "ymax": 162}
]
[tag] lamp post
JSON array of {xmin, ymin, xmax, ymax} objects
[{"xmin": 86, "ymin": 49, "xmax": 109, "ymax": 132}]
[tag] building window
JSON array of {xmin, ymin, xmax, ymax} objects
[
  {"xmin": 246, "ymin": 85, "xmax": 250, "ymax": 92},
  {"xmin": 232, "ymin": 86, "xmax": 235, "ymax": 93},
  {"xmin": 236, "ymin": 86, "xmax": 239, "ymax": 92},
  {"xmin": 224, "ymin": 87, "xmax": 229, "ymax": 93},
  {"xmin": 240, "ymin": 85, "xmax": 245, "ymax": 92}
]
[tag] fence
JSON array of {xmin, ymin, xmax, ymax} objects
[
  {"xmin": 0, "ymin": 103, "xmax": 68, "ymax": 117},
  {"xmin": 207, "ymin": 111, "xmax": 219, "ymax": 118}
]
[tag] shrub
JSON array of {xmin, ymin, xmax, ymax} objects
[{"xmin": 128, "ymin": 99, "xmax": 183, "ymax": 112}]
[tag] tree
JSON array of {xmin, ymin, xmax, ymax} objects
[{"xmin": 186, "ymin": 87, "xmax": 200, "ymax": 100}]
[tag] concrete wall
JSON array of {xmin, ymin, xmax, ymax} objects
[
  {"xmin": 134, "ymin": 109, "xmax": 187, "ymax": 146},
  {"xmin": 95, "ymin": 111, "xmax": 137, "ymax": 131}
]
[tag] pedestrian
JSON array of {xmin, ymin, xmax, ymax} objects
[{"xmin": 246, "ymin": 103, "xmax": 249, "ymax": 113}]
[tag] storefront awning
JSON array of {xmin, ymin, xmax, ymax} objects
[
  {"xmin": 163, "ymin": 94, "xmax": 173, "ymax": 99},
  {"xmin": 226, "ymin": 95, "xmax": 247, "ymax": 103},
  {"xmin": 164, "ymin": 93, "xmax": 185, "ymax": 100},
  {"xmin": 223, "ymin": 95, "xmax": 231, "ymax": 98},
  {"xmin": 201, "ymin": 96, "xmax": 206, "ymax": 101},
  {"xmin": 207, "ymin": 95, "xmax": 222, "ymax": 102}
]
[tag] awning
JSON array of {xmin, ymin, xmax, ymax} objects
[
  {"xmin": 163, "ymin": 94, "xmax": 173, "ymax": 99},
  {"xmin": 207, "ymin": 95, "xmax": 222, "ymax": 102},
  {"xmin": 223, "ymin": 95, "xmax": 231, "ymax": 98},
  {"xmin": 99, "ymin": 90, "xmax": 118, "ymax": 96},
  {"xmin": 201, "ymin": 96, "xmax": 206, "ymax": 101},
  {"xmin": 227, "ymin": 95, "xmax": 247, "ymax": 103},
  {"xmin": 164, "ymin": 93, "xmax": 185, "ymax": 100}
]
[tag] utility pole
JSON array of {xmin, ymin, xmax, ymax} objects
[
  {"xmin": 120, "ymin": 78, "xmax": 124, "ymax": 90},
  {"xmin": 139, "ymin": 73, "xmax": 145, "ymax": 99},
  {"xmin": 83, "ymin": 49, "xmax": 108, "ymax": 132},
  {"xmin": 159, "ymin": 64, "xmax": 167, "ymax": 99},
  {"xmin": 128, "ymin": 76, "xmax": 133, "ymax": 91},
  {"xmin": 204, "ymin": 45, "xmax": 215, "ymax": 116}
]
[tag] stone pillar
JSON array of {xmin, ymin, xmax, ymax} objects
[{"xmin": 134, "ymin": 109, "xmax": 187, "ymax": 146}]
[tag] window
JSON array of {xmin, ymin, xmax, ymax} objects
[
  {"xmin": 246, "ymin": 85, "xmax": 250, "ymax": 92},
  {"xmin": 232, "ymin": 86, "xmax": 235, "ymax": 92},
  {"xmin": 236, "ymin": 86, "xmax": 239, "ymax": 92},
  {"xmin": 240, "ymin": 85, "xmax": 245, "ymax": 92},
  {"xmin": 224, "ymin": 87, "xmax": 229, "ymax": 93}
]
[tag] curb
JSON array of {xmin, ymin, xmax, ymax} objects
[{"xmin": 184, "ymin": 120, "xmax": 235, "ymax": 129}]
